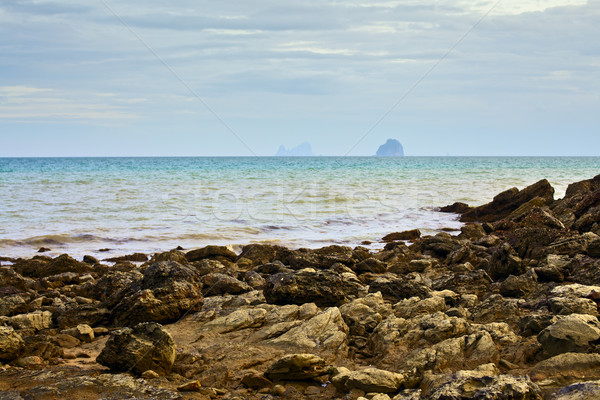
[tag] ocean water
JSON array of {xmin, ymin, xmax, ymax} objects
[{"xmin": 0, "ymin": 157, "xmax": 598, "ymax": 259}]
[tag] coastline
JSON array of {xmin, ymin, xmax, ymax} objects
[{"xmin": 1, "ymin": 174, "xmax": 600, "ymax": 399}]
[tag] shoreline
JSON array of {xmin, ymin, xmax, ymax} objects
[{"xmin": 1, "ymin": 174, "xmax": 600, "ymax": 399}]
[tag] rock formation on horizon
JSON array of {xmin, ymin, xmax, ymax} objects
[
  {"xmin": 375, "ymin": 139, "xmax": 404, "ymax": 157},
  {"xmin": 275, "ymin": 142, "xmax": 315, "ymax": 157}
]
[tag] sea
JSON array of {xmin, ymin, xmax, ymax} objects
[{"xmin": 0, "ymin": 157, "xmax": 598, "ymax": 259}]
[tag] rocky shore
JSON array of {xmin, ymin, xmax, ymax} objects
[{"xmin": 1, "ymin": 175, "xmax": 600, "ymax": 399}]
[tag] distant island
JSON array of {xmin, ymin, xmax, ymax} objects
[
  {"xmin": 375, "ymin": 139, "xmax": 404, "ymax": 157},
  {"xmin": 275, "ymin": 142, "xmax": 315, "ymax": 156}
]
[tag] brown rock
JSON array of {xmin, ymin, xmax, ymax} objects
[
  {"xmin": 177, "ymin": 380, "xmax": 202, "ymax": 392},
  {"xmin": 382, "ymin": 229, "xmax": 422, "ymax": 242}
]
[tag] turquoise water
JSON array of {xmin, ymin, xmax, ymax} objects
[{"xmin": 0, "ymin": 157, "xmax": 598, "ymax": 258}]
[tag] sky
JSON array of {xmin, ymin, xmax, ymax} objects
[{"xmin": 0, "ymin": 0, "xmax": 598, "ymax": 156}]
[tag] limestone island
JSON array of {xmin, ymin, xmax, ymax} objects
[
  {"xmin": 376, "ymin": 139, "xmax": 404, "ymax": 157},
  {"xmin": 275, "ymin": 142, "xmax": 315, "ymax": 157}
]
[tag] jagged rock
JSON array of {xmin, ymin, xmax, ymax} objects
[
  {"xmin": 96, "ymin": 322, "xmax": 176, "ymax": 375},
  {"xmin": 110, "ymin": 261, "xmax": 203, "ymax": 326},
  {"xmin": 356, "ymin": 258, "xmax": 388, "ymax": 274},
  {"xmin": 499, "ymin": 270, "xmax": 538, "ymax": 298},
  {"xmin": 265, "ymin": 354, "xmax": 328, "ymax": 380},
  {"xmin": 266, "ymin": 307, "xmax": 349, "ymax": 352},
  {"xmin": 55, "ymin": 304, "xmax": 110, "ymax": 329},
  {"xmin": 551, "ymin": 283, "xmax": 600, "ymax": 298},
  {"xmin": 458, "ymin": 224, "xmax": 486, "ymax": 240},
  {"xmin": 264, "ymin": 269, "xmax": 366, "ymax": 307},
  {"xmin": 538, "ymin": 314, "xmax": 600, "ymax": 357},
  {"xmin": 486, "ymin": 243, "xmax": 525, "ymax": 281},
  {"xmin": 0, "ymin": 326, "xmax": 25, "ymax": 361},
  {"xmin": 460, "ymin": 179, "xmax": 554, "ymax": 223},
  {"xmin": 331, "ymin": 366, "xmax": 405, "ymax": 393},
  {"xmin": 186, "ymin": 245, "xmax": 237, "ymax": 262},
  {"xmin": 22, "ymin": 335, "xmax": 64, "ymax": 360},
  {"xmin": 9, "ymin": 311, "xmax": 52, "ymax": 331},
  {"xmin": 546, "ymin": 233, "xmax": 599, "ymax": 257},
  {"xmin": 549, "ymin": 297, "xmax": 598, "ymax": 316},
  {"xmin": 241, "ymin": 371, "xmax": 272, "ymax": 389},
  {"xmin": 201, "ymin": 273, "xmax": 252, "ymax": 296},
  {"xmin": 393, "ymin": 296, "xmax": 446, "ymax": 319},
  {"xmin": 368, "ymin": 273, "xmax": 431, "ymax": 302},
  {"xmin": 283, "ymin": 245, "xmax": 357, "ymax": 269},
  {"xmin": 237, "ymin": 244, "xmax": 289, "ymax": 267},
  {"xmin": 531, "ymin": 353, "xmax": 600, "ymax": 384},
  {"xmin": 421, "ymin": 367, "xmax": 542, "ymax": 399},
  {"xmin": 420, "ymin": 233, "xmax": 463, "ymax": 257},
  {"xmin": 433, "ymin": 269, "xmax": 493, "ymax": 298},
  {"xmin": 0, "ymin": 267, "xmax": 31, "ymax": 291}
]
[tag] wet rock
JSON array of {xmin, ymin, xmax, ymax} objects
[
  {"xmin": 538, "ymin": 314, "xmax": 600, "ymax": 357},
  {"xmin": 368, "ymin": 273, "xmax": 431, "ymax": 302},
  {"xmin": 382, "ymin": 230, "xmax": 421, "ymax": 242},
  {"xmin": 331, "ymin": 366, "xmax": 405, "ymax": 393},
  {"xmin": 0, "ymin": 326, "xmax": 25, "ymax": 362},
  {"xmin": 460, "ymin": 179, "xmax": 554, "ymax": 223},
  {"xmin": 440, "ymin": 201, "xmax": 471, "ymax": 214},
  {"xmin": 264, "ymin": 269, "xmax": 366, "ymax": 307},
  {"xmin": 97, "ymin": 322, "xmax": 176, "ymax": 375},
  {"xmin": 82, "ymin": 255, "xmax": 99, "ymax": 264},
  {"xmin": 186, "ymin": 245, "xmax": 237, "ymax": 262},
  {"xmin": 265, "ymin": 354, "xmax": 328, "ymax": 380}
]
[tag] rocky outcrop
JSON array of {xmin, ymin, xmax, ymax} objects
[{"xmin": 0, "ymin": 326, "xmax": 25, "ymax": 362}]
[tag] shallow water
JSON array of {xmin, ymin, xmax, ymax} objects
[{"xmin": 0, "ymin": 156, "xmax": 598, "ymax": 259}]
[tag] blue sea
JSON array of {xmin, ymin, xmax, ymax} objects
[{"xmin": 0, "ymin": 157, "xmax": 598, "ymax": 259}]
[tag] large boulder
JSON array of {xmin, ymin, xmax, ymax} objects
[
  {"xmin": 186, "ymin": 245, "xmax": 237, "ymax": 262},
  {"xmin": 264, "ymin": 269, "xmax": 366, "ymax": 307},
  {"xmin": 460, "ymin": 179, "xmax": 554, "ymax": 223},
  {"xmin": 12, "ymin": 254, "xmax": 92, "ymax": 278},
  {"xmin": 538, "ymin": 314, "xmax": 600, "ymax": 357},
  {"xmin": 0, "ymin": 326, "xmax": 25, "ymax": 362},
  {"xmin": 109, "ymin": 261, "xmax": 203, "ymax": 326},
  {"xmin": 96, "ymin": 322, "xmax": 175, "ymax": 375},
  {"xmin": 531, "ymin": 353, "xmax": 600, "ymax": 384}
]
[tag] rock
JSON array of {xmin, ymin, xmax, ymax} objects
[
  {"xmin": 96, "ymin": 322, "xmax": 176, "ymax": 375},
  {"xmin": 0, "ymin": 326, "xmax": 25, "ymax": 362},
  {"xmin": 393, "ymin": 295, "xmax": 446, "ymax": 319},
  {"xmin": 141, "ymin": 369, "xmax": 160, "ymax": 379},
  {"xmin": 531, "ymin": 353, "xmax": 600, "ymax": 384},
  {"xmin": 63, "ymin": 324, "xmax": 95, "ymax": 342},
  {"xmin": 551, "ymin": 283, "xmax": 600, "ymax": 298},
  {"xmin": 486, "ymin": 243, "xmax": 525, "ymax": 281},
  {"xmin": 55, "ymin": 304, "xmax": 110, "ymax": 329},
  {"xmin": 375, "ymin": 139, "xmax": 404, "ymax": 157},
  {"xmin": 265, "ymin": 354, "xmax": 328, "ymax": 380},
  {"xmin": 549, "ymin": 380, "xmax": 600, "ymax": 400},
  {"xmin": 238, "ymin": 244, "xmax": 289, "ymax": 267},
  {"xmin": 331, "ymin": 366, "xmax": 405, "ymax": 393},
  {"xmin": 0, "ymin": 295, "xmax": 28, "ymax": 317},
  {"xmin": 275, "ymin": 141, "xmax": 315, "ymax": 156},
  {"xmin": 104, "ymin": 253, "xmax": 148, "ymax": 263},
  {"xmin": 546, "ymin": 233, "xmax": 599, "ymax": 257},
  {"xmin": 12, "ymin": 254, "xmax": 93, "ymax": 278},
  {"xmin": 241, "ymin": 371, "xmax": 272, "ymax": 389},
  {"xmin": 82, "ymin": 255, "xmax": 99, "ymax": 264},
  {"xmin": 177, "ymin": 380, "xmax": 202, "ymax": 392},
  {"xmin": 264, "ymin": 269, "xmax": 366, "ymax": 307},
  {"xmin": 460, "ymin": 179, "xmax": 554, "ymax": 222},
  {"xmin": 201, "ymin": 273, "xmax": 252, "ymax": 296},
  {"xmin": 549, "ymin": 297, "xmax": 598, "ymax": 316},
  {"xmin": 368, "ymin": 273, "xmax": 431, "ymax": 302},
  {"xmin": 266, "ymin": 307, "xmax": 349, "ymax": 352},
  {"xmin": 186, "ymin": 245, "xmax": 237, "ymax": 262},
  {"xmin": 440, "ymin": 202, "xmax": 471, "ymax": 214},
  {"xmin": 499, "ymin": 270, "xmax": 537, "ymax": 298},
  {"xmin": 15, "ymin": 355, "xmax": 43, "ymax": 368},
  {"xmin": 283, "ymin": 245, "xmax": 356, "ymax": 269},
  {"xmin": 22, "ymin": 335, "xmax": 64, "ymax": 360},
  {"xmin": 203, "ymin": 308, "xmax": 267, "ymax": 333},
  {"xmin": 0, "ymin": 267, "xmax": 31, "ymax": 291},
  {"xmin": 110, "ymin": 261, "xmax": 203, "ymax": 326},
  {"xmin": 340, "ymin": 292, "xmax": 391, "ymax": 338},
  {"xmin": 458, "ymin": 224, "xmax": 487, "ymax": 240},
  {"xmin": 356, "ymin": 258, "xmax": 388, "ymax": 274},
  {"xmin": 421, "ymin": 368, "xmax": 542, "ymax": 399},
  {"xmin": 9, "ymin": 311, "xmax": 52, "ymax": 331},
  {"xmin": 419, "ymin": 233, "xmax": 462, "ymax": 257},
  {"xmin": 382, "ymin": 230, "xmax": 421, "ymax": 242},
  {"xmin": 538, "ymin": 314, "xmax": 600, "ymax": 357}
]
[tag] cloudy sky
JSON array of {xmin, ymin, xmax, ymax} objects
[{"xmin": 0, "ymin": 0, "xmax": 598, "ymax": 156}]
